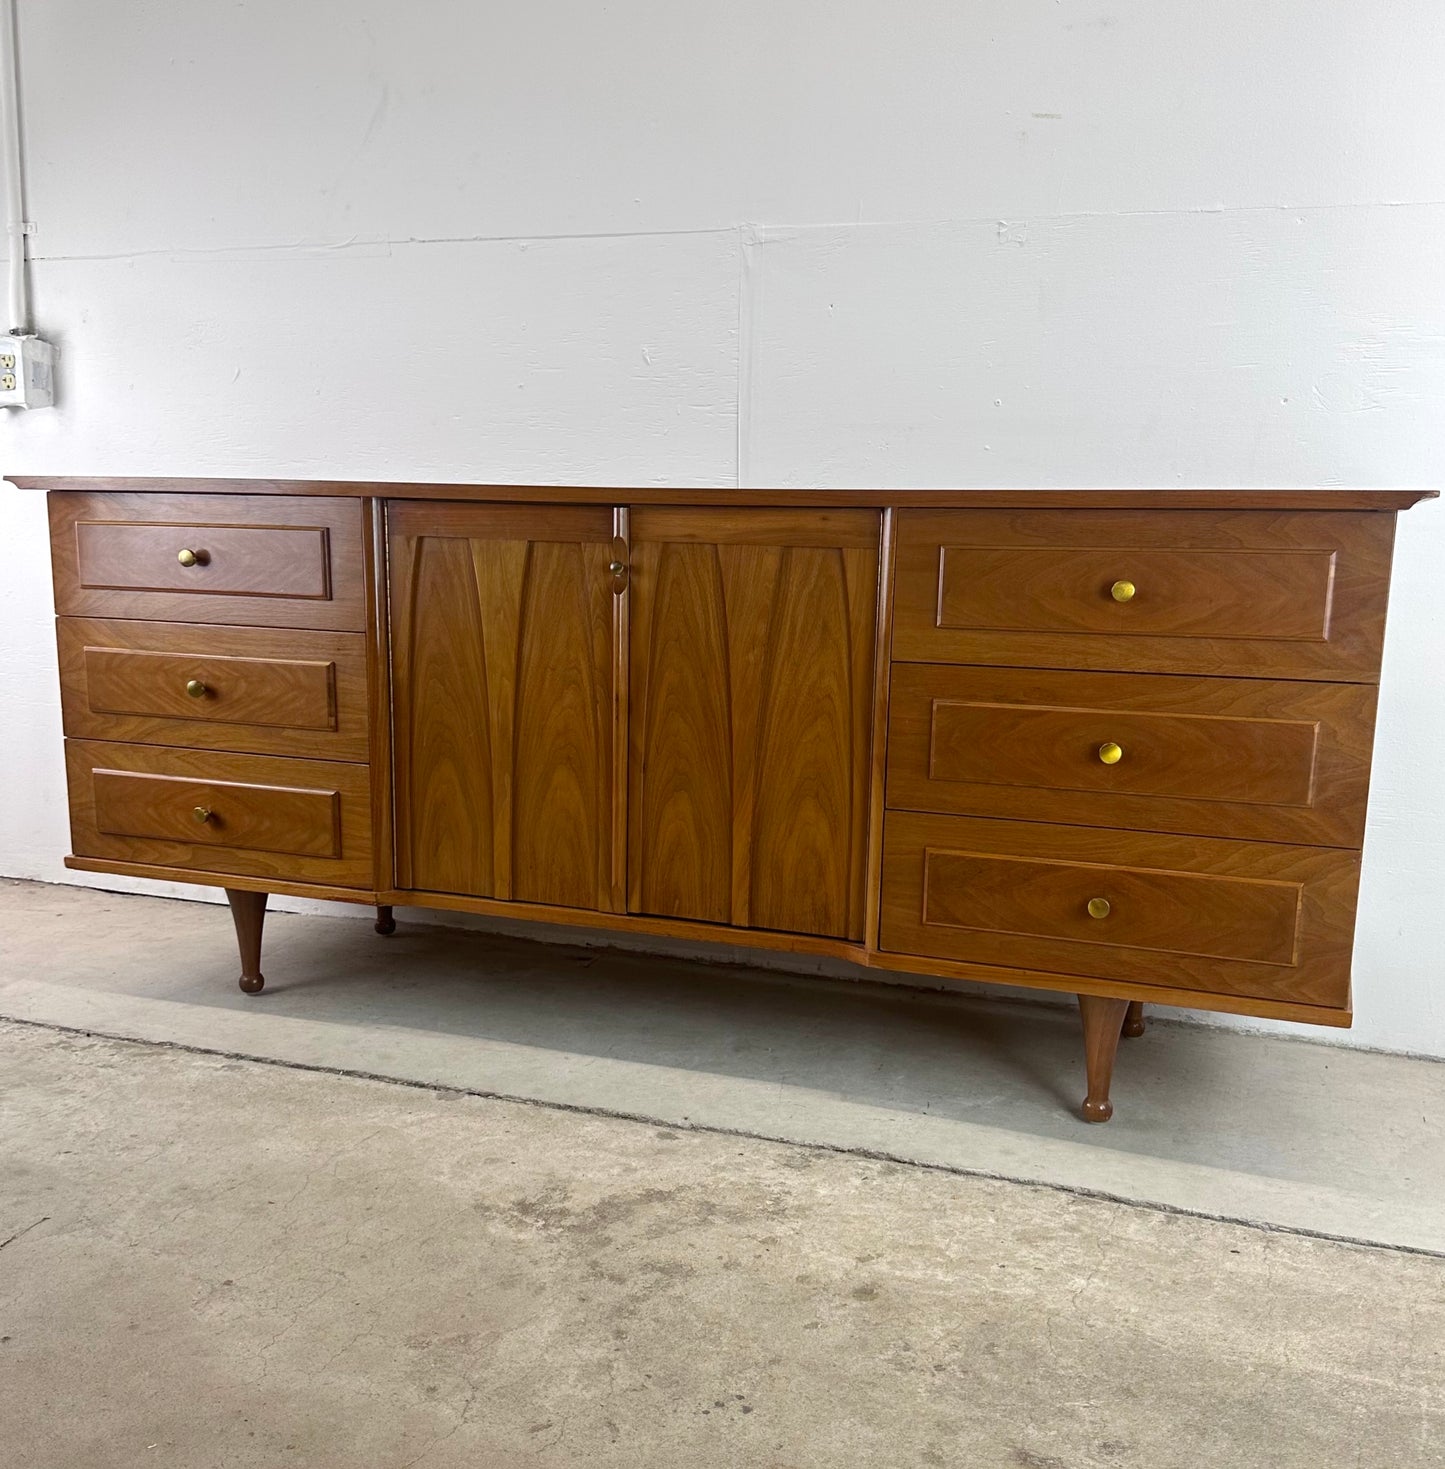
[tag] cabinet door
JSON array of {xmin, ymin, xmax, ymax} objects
[
  {"xmin": 628, "ymin": 509, "xmax": 879, "ymax": 939},
  {"xmin": 389, "ymin": 503, "xmax": 620, "ymax": 910}
]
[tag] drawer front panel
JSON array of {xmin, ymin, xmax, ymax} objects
[
  {"xmin": 892, "ymin": 508, "xmax": 1394, "ymax": 680},
  {"xmin": 936, "ymin": 546, "xmax": 1334, "ymax": 640},
  {"xmin": 66, "ymin": 740, "xmax": 373, "ymax": 887},
  {"xmin": 880, "ymin": 812, "xmax": 1358, "ymax": 1008},
  {"xmin": 93, "ymin": 770, "xmax": 340, "ymax": 859},
  {"xmin": 919, "ymin": 849, "xmax": 1300, "ymax": 965},
  {"xmin": 58, "ymin": 619, "xmax": 370, "ymax": 761},
  {"xmin": 87, "ymin": 648, "xmax": 334, "ymax": 728},
  {"xmin": 50, "ymin": 493, "xmax": 366, "ymax": 630},
  {"xmin": 75, "ymin": 522, "xmax": 330, "ymax": 599},
  {"xmin": 929, "ymin": 702, "xmax": 1318, "ymax": 805},
  {"xmin": 886, "ymin": 664, "xmax": 1374, "ymax": 847}
]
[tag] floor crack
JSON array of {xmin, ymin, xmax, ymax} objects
[{"xmin": 0, "ymin": 1216, "xmax": 50, "ymax": 1251}]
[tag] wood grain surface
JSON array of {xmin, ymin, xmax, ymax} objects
[
  {"xmin": 76, "ymin": 522, "xmax": 330, "ymax": 599},
  {"xmin": 66, "ymin": 740, "xmax": 373, "ymax": 887},
  {"xmin": 38, "ymin": 481, "xmax": 1420, "ymax": 1065},
  {"xmin": 862, "ymin": 508, "xmax": 898, "ymax": 951},
  {"xmin": 16, "ymin": 476, "xmax": 1437, "ymax": 512},
  {"xmin": 57, "ymin": 618, "xmax": 370, "ymax": 761},
  {"xmin": 364, "ymin": 499, "xmax": 396, "ymax": 894},
  {"xmin": 935, "ymin": 545, "xmax": 1337, "ymax": 641},
  {"xmin": 921, "ymin": 848, "xmax": 1303, "ymax": 965},
  {"xmin": 1078, "ymin": 994, "xmax": 1132, "ymax": 1122},
  {"xmin": 389, "ymin": 502, "xmax": 617, "ymax": 910},
  {"xmin": 93, "ymin": 770, "xmax": 340, "ymax": 859},
  {"xmin": 886, "ymin": 663, "xmax": 1375, "ymax": 847},
  {"xmin": 627, "ymin": 508, "xmax": 879, "ymax": 939},
  {"xmin": 880, "ymin": 811, "xmax": 1359, "ymax": 1008},
  {"xmin": 49, "ymin": 492, "xmax": 367, "ymax": 631},
  {"xmin": 892, "ymin": 507, "xmax": 1396, "ymax": 681}
]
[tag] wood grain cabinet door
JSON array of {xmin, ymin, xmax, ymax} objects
[
  {"xmin": 627, "ymin": 509, "xmax": 879, "ymax": 940},
  {"xmin": 389, "ymin": 503, "xmax": 620, "ymax": 910}
]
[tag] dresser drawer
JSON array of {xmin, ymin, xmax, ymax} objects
[
  {"xmin": 49, "ymin": 492, "xmax": 366, "ymax": 630},
  {"xmin": 887, "ymin": 664, "xmax": 1374, "ymax": 847},
  {"xmin": 65, "ymin": 740, "xmax": 373, "ymax": 887},
  {"xmin": 58, "ymin": 619, "xmax": 370, "ymax": 761},
  {"xmin": 880, "ymin": 812, "xmax": 1358, "ymax": 1009},
  {"xmin": 892, "ymin": 508, "xmax": 1394, "ymax": 681}
]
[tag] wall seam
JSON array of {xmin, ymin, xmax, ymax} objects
[{"xmin": 736, "ymin": 223, "xmax": 762, "ymax": 489}]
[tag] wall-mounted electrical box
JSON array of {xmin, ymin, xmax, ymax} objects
[{"xmin": 0, "ymin": 334, "xmax": 56, "ymax": 408}]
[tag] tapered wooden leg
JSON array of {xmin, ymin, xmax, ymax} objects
[
  {"xmin": 226, "ymin": 888, "xmax": 268, "ymax": 995},
  {"xmin": 1121, "ymin": 1000, "xmax": 1146, "ymax": 1038},
  {"xmin": 374, "ymin": 905, "xmax": 396, "ymax": 936},
  {"xmin": 1077, "ymin": 994, "xmax": 1130, "ymax": 1123}
]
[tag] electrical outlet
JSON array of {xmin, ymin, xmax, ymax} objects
[{"xmin": 0, "ymin": 335, "xmax": 56, "ymax": 408}]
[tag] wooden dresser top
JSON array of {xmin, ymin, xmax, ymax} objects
[{"xmin": 10, "ymin": 477, "xmax": 1437, "ymax": 512}]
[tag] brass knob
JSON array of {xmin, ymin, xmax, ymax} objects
[
  {"xmin": 1110, "ymin": 579, "xmax": 1136, "ymax": 603},
  {"xmin": 1087, "ymin": 897, "xmax": 1111, "ymax": 919},
  {"xmin": 177, "ymin": 547, "xmax": 208, "ymax": 568},
  {"xmin": 609, "ymin": 560, "xmax": 626, "ymax": 576},
  {"xmin": 193, "ymin": 806, "xmax": 213, "ymax": 824},
  {"xmin": 1098, "ymin": 741, "xmax": 1123, "ymax": 765},
  {"xmin": 186, "ymin": 679, "xmax": 208, "ymax": 699}
]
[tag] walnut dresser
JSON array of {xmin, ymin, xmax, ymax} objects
[{"xmin": 24, "ymin": 479, "xmax": 1435, "ymax": 1121}]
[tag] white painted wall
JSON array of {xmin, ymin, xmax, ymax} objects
[{"xmin": 2, "ymin": 1, "xmax": 1442, "ymax": 1054}]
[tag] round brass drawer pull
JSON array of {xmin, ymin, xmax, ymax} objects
[
  {"xmin": 193, "ymin": 806, "xmax": 214, "ymax": 824},
  {"xmin": 1098, "ymin": 741, "xmax": 1123, "ymax": 765},
  {"xmin": 185, "ymin": 679, "xmax": 208, "ymax": 699},
  {"xmin": 1087, "ymin": 897, "xmax": 1111, "ymax": 919},
  {"xmin": 177, "ymin": 547, "xmax": 209, "ymax": 568},
  {"xmin": 1110, "ymin": 579, "xmax": 1136, "ymax": 603}
]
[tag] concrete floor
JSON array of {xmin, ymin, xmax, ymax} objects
[
  {"xmin": 1, "ymin": 880, "xmax": 1442, "ymax": 1253},
  {"xmin": 3, "ymin": 1019, "xmax": 1442, "ymax": 1468},
  {"xmin": 3, "ymin": 879, "xmax": 1445, "ymax": 1465}
]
